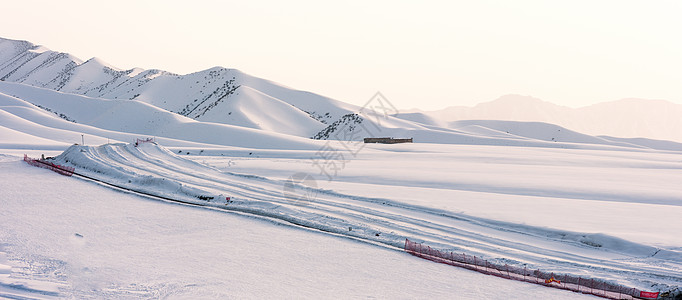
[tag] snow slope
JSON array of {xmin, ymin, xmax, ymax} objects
[
  {"xmin": 0, "ymin": 37, "xmax": 336, "ymax": 137},
  {"xmin": 0, "ymin": 37, "xmax": 436, "ymax": 142},
  {"xmin": 0, "ymin": 157, "xmax": 597, "ymax": 299},
  {"xmin": 4, "ymin": 80, "xmax": 680, "ymax": 154},
  {"xmin": 27, "ymin": 142, "xmax": 680, "ymax": 296},
  {"xmin": 0, "ymin": 81, "xmax": 322, "ymax": 150},
  {"xmin": 216, "ymin": 142, "xmax": 682, "ymax": 248}
]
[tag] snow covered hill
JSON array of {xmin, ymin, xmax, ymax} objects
[
  {"xmin": 0, "ymin": 37, "xmax": 461, "ymax": 143},
  {"xmin": 0, "ymin": 37, "xmax": 353, "ymax": 138},
  {"xmin": 0, "ymin": 81, "xmax": 324, "ymax": 150},
  {"xmin": 402, "ymin": 94, "xmax": 682, "ymax": 143},
  {"xmin": 3, "ymin": 36, "xmax": 681, "ymax": 149},
  {"xmin": 5, "ymin": 81, "xmax": 681, "ymax": 155},
  {"xmin": 3, "ymin": 79, "xmax": 681, "ymax": 155}
]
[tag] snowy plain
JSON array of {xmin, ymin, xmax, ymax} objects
[
  {"xmin": 0, "ymin": 156, "xmax": 596, "ymax": 299},
  {"xmin": 2, "ymin": 139, "xmax": 680, "ymax": 298}
]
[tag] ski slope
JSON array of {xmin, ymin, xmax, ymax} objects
[
  {"xmin": 39, "ymin": 142, "xmax": 682, "ymax": 295},
  {"xmin": 0, "ymin": 155, "xmax": 600, "ymax": 299}
]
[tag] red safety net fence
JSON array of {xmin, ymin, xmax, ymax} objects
[
  {"xmin": 404, "ymin": 239, "xmax": 659, "ymax": 300},
  {"xmin": 23, "ymin": 154, "xmax": 75, "ymax": 176}
]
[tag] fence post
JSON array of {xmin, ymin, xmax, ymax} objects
[{"xmin": 537, "ymin": 269, "xmax": 540, "ymax": 284}]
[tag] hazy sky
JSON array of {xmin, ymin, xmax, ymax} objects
[{"xmin": 2, "ymin": 0, "xmax": 681, "ymax": 110}]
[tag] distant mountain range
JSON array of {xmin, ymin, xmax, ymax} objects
[
  {"xmin": 1, "ymin": 36, "xmax": 680, "ymax": 151},
  {"xmin": 402, "ymin": 94, "xmax": 682, "ymax": 142}
]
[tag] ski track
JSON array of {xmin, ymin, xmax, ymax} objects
[{"xmin": 51, "ymin": 143, "xmax": 682, "ymax": 290}]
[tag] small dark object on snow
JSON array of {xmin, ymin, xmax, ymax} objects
[
  {"xmin": 375, "ymin": 233, "xmax": 381, "ymax": 236},
  {"xmin": 74, "ymin": 233, "xmax": 83, "ymax": 238},
  {"xmin": 364, "ymin": 137, "xmax": 413, "ymax": 144},
  {"xmin": 348, "ymin": 227, "xmax": 352, "ymax": 231}
]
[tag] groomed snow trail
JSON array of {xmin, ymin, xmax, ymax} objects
[{"xmin": 50, "ymin": 143, "xmax": 682, "ymax": 292}]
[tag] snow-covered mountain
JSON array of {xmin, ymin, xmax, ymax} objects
[
  {"xmin": 1, "ymin": 36, "xmax": 681, "ymax": 152},
  {"xmin": 402, "ymin": 94, "xmax": 682, "ymax": 142},
  {"xmin": 0, "ymin": 37, "xmax": 358, "ymax": 138},
  {"xmin": 0, "ymin": 37, "xmax": 462, "ymax": 143}
]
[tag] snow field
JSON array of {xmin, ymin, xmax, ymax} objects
[
  {"xmin": 21, "ymin": 142, "xmax": 677, "ymax": 294},
  {"xmin": 0, "ymin": 158, "xmax": 596, "ymax": 299}
]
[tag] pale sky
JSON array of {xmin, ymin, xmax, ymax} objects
[{"xmin": 2, "ymin": 0, "xmax": 681, "ymax": 110}]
